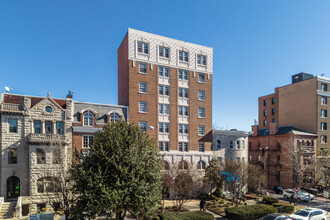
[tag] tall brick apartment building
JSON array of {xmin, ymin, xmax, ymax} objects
[
  {"xmin": 258, "ymin": 72, "xmax": 330, "ymax": 156},
  {"xmin": 118, "ymin": 28, "xmax": 213, "ymax": 166}
]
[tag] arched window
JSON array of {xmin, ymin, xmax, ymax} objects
[
  {"xmin": 197, "ymin": 160, "xmax": 206, "ymax": 170},
  {"xmin": 179, "ymin": 160, "xmax": 188, "ymax": 170},
  {"xmin": 164, "ymin": 161, "xmax": 170, "ymax": 170},
  {"xmin": 37, "ymin": 177, "xmax": 59, "ymax": 193},
  {"xmin": 110, "ymin": 113, "xmax": 120, "ymax": 123},
  {"xmin": 36, "ymin": 149, "xmax": 46, "ymax": 164},
  {"xmin": 83, "ymin": 111, "xmax": 94, "ymax": 126}
]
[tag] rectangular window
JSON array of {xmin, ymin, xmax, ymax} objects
[
  {"xmin": 249, "ymin": 142, "xmax": 252, "ymax": 150},
  {"xmin": 36, "ymin": 149, "xmax": 46, "ymax": 164},
  {"xmin": 322, "ymin": 96, "xmax": 327, "ymax": 105},
  {"xmin": 321, "ymin": 122, "xmax": 327, "ymax": 130},
  {"xmin": 178, "ymin": 70, "xmax": 188, "ymax": 80},
  {"xmin": 139, "ymin": 82, "xmax": 147, "ymax": 93},
  {"xmin": 277, "ymin": 155, "xmax": 281, "ymax": 163},
  {"xmin": 139, "ymin": 63, "xmax": 147, "ymax": 74},
  {"xmin": 139, "ymin": 102, "xmax": 147, "ymax": 113},
  {"xmin": 9, "ymin": 119, "xmax": 18, "ymax": 133},
  {"xmin": 159, "ymin": 46, "xmax": 169, "ymax": 58},
  {"xmin": 178, "ymin": 88, "xmax": 189, "ymax": 98},
  {"xmin": 264, "ymin": 110, "xmax": 267, "ymax": 116},
  {"xmin": 179, "ymin": 124, "xmax": 188, "ymax": 134},
  {"xmin": 242, "ymin": 140, "xmax": 245, "ymax": 149},
  {"xmin": 8, "ymin": 148, "xmax": 17, "ymax": 164},
  {"xmin": 198, "ymin": 125, "xmax": 205, "ymax": 136},
  {"xmin": 229, "ymin": 141, "xmax": 234, "ymax": 149},
  {"xmin": 198, "ymin": 90, "xmax": 205, "ymax": 101},
  {"xmin": 178, "ymin": 106, "xmax": 188, "ymax": 116},
  {"xmin": 198, "ymin": 143, "xmax": 205, "ymax": 152},
  {"xmin": 159, "ymin": 142, "xmax": 169, "ymax": 151},
  {"xmin": 159, "ymin": 66, "xmax": 169, "ymax": 77},
  {"xmin": 34, "ymin": 120, "xmax": 41, "ymax": 134},
  {"xmin": 322, "ymin": 83, "xmax": 328, "ymax": 91},
  {"xmin": 159, "ymin": 85, "xmax": 169, "ymax": 96},
  {"xmin": 249, "ymin": 155, "xmax": 252, "ymax": 162},
  {"xmin": 197, "ymin": 54, "xmax": 207, "ymax": 65},
  {"xmin": 321, "ymin": 135, "xmax": 327, "ymax": 143},
  {"xmin": 198, "ymin": 107, "xmax": 205, "ymax": 118},
  {"xmin": 159, "ymin": 123, "xmax": 169, "ymax": 133},
  {"xmin": 258, "ymin": 155, "xmax": 261, "ymax": 162},
  {"xmin": 52, "ymin": 149, "xmax": 60, "ymax": 164},
  {"xmin": 264, "ymin": 100, "xmax": 267, "ymax": 106},
  {"xmin": 237, "ymin": 157, "xmax": 241, "ymax": 162},
  {"xmin": 236, "ymin": 140, "xmax": 240, "ymax": 149},
  {"xmin": 159, "ymin": 104, "xmax": 169, "ymax": 115},
  {"xmin": 83, "ymin": 135, "xmax": 94, "ymax": 149},
  {"xmin": 139, "ymin": 121, "xmax": 147, "ymax": 133},
  {"xmin": 272, "ymin": 108, "xmax": 275, "ymax": 115},
  {"xmin": 45, "ymin": 121, "xmax": 53, "ymax": 134},
  {"xmin": 137, "ymin": 42, "xmax": 149, "ymax": 54},
  {"xmin": 321, "ymin": 109, "xmax": 327, "ymax": 118},
  {"xmin": 56, "ymin": 122, "xmax": 64, "ymax": 134},
  {"xmin": 272, "ymin": 98, "xmax": 275, "ymax": 105},
  {"xmin": 198, "ymin": 73, "xmax": 205, "ymax": 83},
  {"xmin": 276, "ymin": 171, "xmax": 280, "ymax": 181},
  {"xmin": 178, "ymin": 142, "xmax": 188, "ymax": 152},
  {"xmin": 216, "ymin": 140, "xmax": 222, "ymax": 149},
  {"xmin": 263, "ymin": 120, "xmax": 267, "ymax": 126},
  {"xmin": 179, "ymin": 50, "xmax": 189, "ymax": 62}
]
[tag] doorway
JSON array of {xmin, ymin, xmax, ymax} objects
[{"xmin": 7, "ymin": 176, "xmax": 20, "ymax": 199}]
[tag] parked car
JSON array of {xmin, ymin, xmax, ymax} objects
[
  {"xmin": 295, "ymin": 191, "xmax": 315, "ymax": 202},
  {"xmin": 283, "ymin": 189, "xmax": 294, "ymax": 199},
  {"xmin": 259, "ymin": 213, "xmax": 293, "ymax": 220},
  {"xmin": 289, "ymin": 208, "xmax": 326, "ymax": 220},
  {"xmin": 273, "ymin": 186, "xmax": 284, "ymax": 194}
]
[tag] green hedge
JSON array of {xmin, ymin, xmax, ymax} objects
[
  {"xmin": 262, "ymin": 196, "xmax": 279, "ymax": 205},
  {"xmin": 225, "ymin": 204, "xmax": 277, "ymax": 220},
  {"xmin": 159, "ymin": 211, "xmax": 214, "ymax": 220},
  {"xmin": 272, "ymin": 203, "xmax": 294, "ymax": 213}
]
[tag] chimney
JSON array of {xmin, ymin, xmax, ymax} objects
[
  {"xmin": 269, "ymin": 122, "xmax": 278, "ymax": 135},
  {"xmin": 66, "ymin": 91, "xmax": 73, "ymax": 99},
  {"xmin": 230, "ymin": 129, "xmax": 237, "ymax": 131},
  {"xmin": 252, "ymin": 125, "xmax": 259, "ymax": 137}
]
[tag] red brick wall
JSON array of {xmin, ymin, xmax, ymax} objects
[{"xmin": 118, "ymin": 34, "xmax": 129, "ymax": 106}]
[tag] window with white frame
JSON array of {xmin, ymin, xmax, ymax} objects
[
  {"xmin": 139, "ymin": 102, "xmax": 147, "ymax": 113},
  {"xmin": 179, "ymin": 50, "xmax": 189, "ymax": 62},
  {"xmin": 178, "ymin": 142, "xmax": 188, "ymax": 152},
  {"xmin": 197, "ymin": 54, "xmax": 207, "ymax": 65},
  {"xmin": 198, "ymin": 73, "xmax": 205, "ymax": 83},
  {"xmin": 83, "ymin": 135, "xmax": 94, "ymax": 149},
  {"xmin": 321, "ymin": 135, "xmax": 327, "ymax": 143},
  {"xmin": 198, "ymin": 125, "xmax": 205, "ymax": 136},
  {"xmin": 229, "ymin": 141, "xmax": 234, "ymax": 148},
  {"xmin": 83, "ymin": 111, "xmax": 94, "ymax": 126},
  {"xmin": 159, "ymin": 104, "xmax": 169, "ymax": 115},
  {"xmin": 321, "ymin": 96, "xmax": 327, "ymax": 105},
  {"xmin": 159, "ymin": 141, "xmax": 169, "ymax": 151},
  {"xmin": 198, "ymin": 143, "xmax": 205, "ymax": 152},
  {"xmin": 321, "ymin": 122, "xmax": 327, "ymax": 130},
  {"xmin": 178, "ymin": 70, "xmax": 188, "ymax": 80},
  {"xmin": 198, "ymin": 107, "xmax": 205, "ymax": 118},
  {"xmin": 178, "ymin": 88, "xmax": 189, "ymax": 98},
  {"xmin": 159, "ymin": 123, "xmax": 169, "ymax": 133},
  {"xmin": 216, "ymin": 140, "xmax": 222, "ymax": 149},
  {"xmin": 137, "ymin": 41, "xmax": 149, "ymax": 54},
  {"xmin": 139, "ymin": 63, "xmax": 147, "ymax": 74},
  {"xmin": 198, "ymin": 90, "xmax": 205, "ymax": 101},
  {"xmin": 139, "ymin": 121, "xmax": 147, "ymax": 132},
  {"xmin": 159, "ymin": 85, "xmax": 169, "ymax": 96},
  {"xmin": 321, "ymin": 109, "xmax": 327, "ymax": 118},
  {"xmin": 179, "ymin": 124, "xmax": 189, "ymax": 134},
  {"xmin": 178, "ymin": 106, "xmax": 189, "ymax": 116},
  {"xmin": 159, "ymin": 46, "xmax": 169, "ymax": 58},
  {"xmin": 159, "ymin": 66, "xmax": 169, "ymax": 77},
  {"xmin": 236, "ymin": 140, "xmax": 240, "ymax": 149},
  {"xmin": 197, "ymin": 160, "xmax": 206, "ymax": 169},
  {"xmin": 110, "ymin": 113, "xmax": 120, "ymax": 123},
  {"xmin": 139, "ymin": 82, "xmax": 147, "ymax": 93}
]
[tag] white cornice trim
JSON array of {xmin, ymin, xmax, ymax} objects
[
  {"xmin": 317, "ymin": 90, "xmax": 330, "ymax": 97},
  {"xmin": 72, "ymin": 126, "xmax": 102, "ymax": 133}
]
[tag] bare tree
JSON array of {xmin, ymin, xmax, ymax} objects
[
  {"xmin": 222, "ymin": 160, "xmax": 248, "ymax": 206},
  {"xmin": 282, "ymin": 136, "xmax": 316, "ymax": 188},
  {"xmin": 316, "ymin": 157, "xmax": 330, "ymax": 190},
  {"xmin": 247, "ymin": 163, "xmax": 267, "ymax": 192},
  {"xmin": 160, "ymin": 173, "xmax": 174, "ymax": 213}
]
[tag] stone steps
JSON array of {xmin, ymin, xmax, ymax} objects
[{"xmin": 0, "ymin": 201, "xmax": 16, "ymax": 219}]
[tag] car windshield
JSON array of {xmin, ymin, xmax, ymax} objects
[{"xmin": 294, "ymin": 210, "xmax": 310, "ymax": 217}]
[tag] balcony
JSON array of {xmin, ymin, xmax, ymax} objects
[
  {"xmin": 0, "ymin": 103, "xmax": 23, "ymax": 111},
  {"xmin": 27, "ymin": 134, "xmax": 69, "ymax": 144}
]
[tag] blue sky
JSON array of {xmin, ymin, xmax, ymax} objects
[{"xmin": 1, "ymin": 0, "xmax": 330, "ymax": 131}]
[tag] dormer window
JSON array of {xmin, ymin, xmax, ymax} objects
[
  {"xmin": 110, "ymin": 113, "xmax": 120, "ymax": 123},
  {"xmin": 83, "ymin": 111, "xmax": 94, "ymax": 126},
  {"xmin": 137, "ymin": 42, "xmax": 149, "ymax": 54}
]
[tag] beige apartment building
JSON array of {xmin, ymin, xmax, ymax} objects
[
  {"xmin": 118, "ymin": 28, "xmax": 213, "ymax": 167},
  {"xmin": 258, "ymin": 72, "xmax": 330, "ymax": 156}
]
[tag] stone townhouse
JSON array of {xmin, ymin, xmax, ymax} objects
[{"xmin": 0, "ymin": 93, "xmax": 73, "ymax": 217}]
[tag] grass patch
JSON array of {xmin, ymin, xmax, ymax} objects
[{"xmin": 159, "ymin": 211, "xmax": 214, "ymax": 220}]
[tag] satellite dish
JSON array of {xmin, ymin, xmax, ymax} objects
[{"xmin": 5, "ymin": 86, "xmax": 10, "ymax": 93}]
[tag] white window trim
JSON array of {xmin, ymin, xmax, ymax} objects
[
  {"xmin": 178, "ymin": 69, "xmax": 189, "ymax": 81},
  {"xmin": 139, "ymin": 102, "xmax": 147, "ymax": 114},
  {"xmin": 82, "ymin": 135, "xmax": 94, "ymax": 149},
  {"xmin": 198, "ymin": 107, "xmax": 205, "ymax": 118},
  {"xmin": 139, "ymin": 82, "xmax": 147, "ymax": 94},
  {"xmin": 137, "ymin": 41, "xmax": 149, "ymax": 55},
  {"xmin": 139, "ymin": 63, "xmax": 147, "ymax": 74},
  {"xmin": 198, "ymin": 125, "xmax": 205, "ymax": 136},
  {"xmin": 159, "ymin": 46, "xmax": 170, "ymax": 59},
  {"xmin": 198, "ymin": 73, "xmax": 206, "ymax": 83},
  {"xmin": 198, "ymin": 90, "xmax": 205, "ymax": 101},
  {"xmin": 178, "ymin": 50, "xmax": 189, "ymax": 63},
  {"xmin": 197, "ymin": 54, "xmax": 207, "ymax": 66}
]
